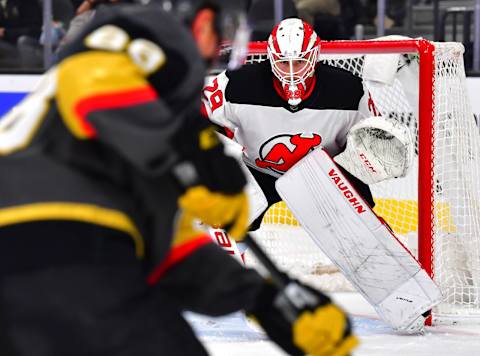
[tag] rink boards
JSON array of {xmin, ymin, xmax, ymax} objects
[{"xmin": 1, "ymin": 74, "xmax": 480, "ymax": 119}]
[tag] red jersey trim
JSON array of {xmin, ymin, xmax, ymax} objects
[
  {"xmin": 75, "ymin": 86, "xmax": 158, "ymax": 138},
  {"xmin": 146, "ymin": 234, "xmax": 212, "ymax": 285}
]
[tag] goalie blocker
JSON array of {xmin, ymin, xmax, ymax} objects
[{"xmin": 275, "ymin": 147, "xmax": 442, "ymax": 333}]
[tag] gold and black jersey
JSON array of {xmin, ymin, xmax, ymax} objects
[
  {"xmin": 0, "ymin": 5, "xmax": 214, "ymax": 268},
  {"xmin": 0, "ymin": 9, "xmax": 265, "ymax": 348}
]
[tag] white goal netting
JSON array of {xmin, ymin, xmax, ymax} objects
[{"xmin": 233, "ymin": 39, "xmax": 480, "ymax": 324}]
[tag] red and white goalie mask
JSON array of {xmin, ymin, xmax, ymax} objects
[{"xmin": 267, "ymin": 18, "xmax": 320, "ymax": 106}]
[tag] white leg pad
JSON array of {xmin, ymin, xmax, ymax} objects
[
  {"xmin": 377, "ymin": 268, "xmax": 441, "ymax": 332},
  {"xmin": 275, "ymin": 148, "xmax": 442, "ymax": 331}
]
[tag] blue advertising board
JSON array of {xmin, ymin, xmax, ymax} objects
[
  {"xmin": 0, "ymin": 75, "xmax": 41, "ymax": 119},
  {"xmin": 0, "ymin": 93, "xmax": 27, "ymax": 117}
]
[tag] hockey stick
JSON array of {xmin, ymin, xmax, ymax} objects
[
  {"xmin": 244, "ymin": 232, "xmax": 357, "ymax": 356},
  {"xmin": 208, "ymin": 227, "xmax": 289, "ymax": 289},
  {"xmin": 208, "ymin": 227, "xmax": 244, "ymax": 263},
  {"xmin": 243, "ymin": 233, "xmax": 290, "ymax": 289}
]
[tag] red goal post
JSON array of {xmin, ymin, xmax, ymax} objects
[
  {"xmin": 231, "ymin": 38, "xmax": 480, "ymax": 324},
  {"xmin": 251, "ymin": 39, "xmax": 436, "ymax": 275}
]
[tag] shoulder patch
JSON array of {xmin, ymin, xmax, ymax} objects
[
  {"xmin": 56, "ymin": 51, "xmax": 156, "ymax": 139},
  {"xmin": 128, "ymin": 38, "xmax": 166, "ymax": 75},
  {"xmin": 84, "ymin": 25, "xmax": 130, "ymax": 52}
]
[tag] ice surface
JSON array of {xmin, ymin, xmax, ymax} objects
[{"xmin": 187, "ymin": 292, "xmax": 480, "ymax": 356}]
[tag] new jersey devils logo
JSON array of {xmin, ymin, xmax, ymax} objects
[{"xmin": 255, "ymin": 133, "xmax": 322, "ymax": 174}]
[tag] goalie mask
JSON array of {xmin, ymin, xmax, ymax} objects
[{"xmin": 267, "ymin": 18, "xmax": 320, "ymax": 107}]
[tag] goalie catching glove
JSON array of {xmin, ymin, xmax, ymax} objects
[
  {"xmin": 248, "ymin": 278, "xmax": 358, "ymax": 356},
  {"xmin": 334, "ymin": 116, "xmax": 414, "ymax": 185}
]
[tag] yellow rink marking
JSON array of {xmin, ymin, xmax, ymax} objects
[{"xmin": 262, "ymin": 199, "xmax": 456, "ymax": 235}]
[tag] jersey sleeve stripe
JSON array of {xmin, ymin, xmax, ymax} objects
[
  {"xmin": 146, "ymin": 235, "xmax": 212, "ymax": 285},
  {"xmin": 74, "ymin": 86, "xmax": 158, "ymax": 138},
  {"xmin": 0, "ymin": 202, "xmax": 145, "ymax": 258},
  {"xmin": 56, "ymin": 51, "xmax": 157, "ymax": 139}
]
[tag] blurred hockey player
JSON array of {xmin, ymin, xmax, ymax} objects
[
  {"xmin": 202, "ymin": 17, "xmax": 442, "ymax": 333},
  {"xmin": 0, "ymin": 3, "xmax": 357, "ymax": 356}
]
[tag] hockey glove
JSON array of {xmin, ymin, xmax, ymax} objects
[
  {"xmin": 178, "ymin": 186, "xmax": 249, "ymax": 241},
  {"xmin": 172, "ymin": 110, "xmax": 249, "ymax": 239},
  {"xmin": 248, "ymin": 279, "xmax": 358, "ymax": 356},
  {"xmin": 171, "ymin": 110, "xmax": 247, "ymax": 194}
]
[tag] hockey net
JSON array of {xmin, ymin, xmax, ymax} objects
[{"xmin": 229, "ymin": 39, "xmax": 480, "ymax": 324}]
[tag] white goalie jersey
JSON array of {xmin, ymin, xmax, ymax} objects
[
  {"xmin": 202, "ymin": 60, "xmax": 372, "ymax": 179},
  {"xmin": 203, "ymin": 39, "xmax": 420, "ymax": 187}
]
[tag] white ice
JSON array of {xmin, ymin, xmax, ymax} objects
[{"xmin": 187, "ymin": 292, "xmax": 480, "ymax": 356}]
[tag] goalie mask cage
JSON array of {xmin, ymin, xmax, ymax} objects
[{"xmin": 233, "ymin": 39, "xmax": 480, "ymax": 325}]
